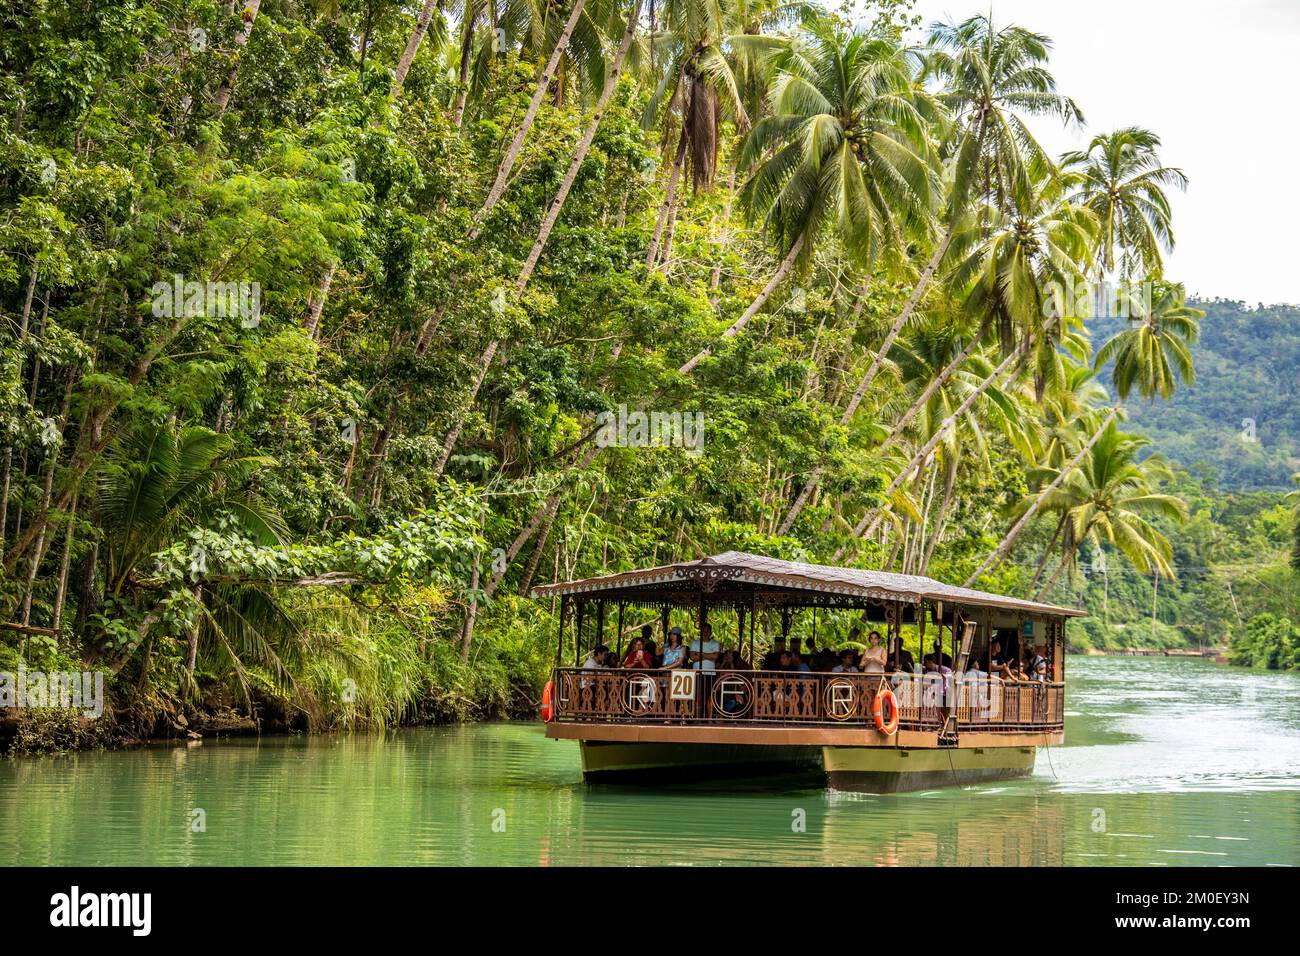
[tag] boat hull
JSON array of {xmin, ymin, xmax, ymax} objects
[
  {"xmin": 822, "ymin": 744, "xmax": 1036, "ymax": 793},
  {"xmin": 575, "ymin": 737, "xmax": 1036, "ymax": 792},
  {"xmin": 579, "ymin": 740, "xmax": 821, "ymax": 783}
]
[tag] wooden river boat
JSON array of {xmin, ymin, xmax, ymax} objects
[{"xmin": 533, "ymin": 551, "xmax": 1082, "ymax": 793}]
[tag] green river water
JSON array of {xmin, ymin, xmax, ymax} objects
[{"xmin": 2, "ymin": 656, "xmax": 1297, "ymax": 866}]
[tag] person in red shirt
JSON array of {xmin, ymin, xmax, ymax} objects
[{"xmin": 622, "ymin": 631, "xmax": 654, "ymax": 668}]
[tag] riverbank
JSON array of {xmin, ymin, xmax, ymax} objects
[{"xmin": 0, "ymin": 655, "xmax": 542, "ymax": 757}]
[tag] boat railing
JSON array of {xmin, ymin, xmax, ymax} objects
[{"xmin": 550, "ymin": 667, "xmax": 1064, "ymax": 733}]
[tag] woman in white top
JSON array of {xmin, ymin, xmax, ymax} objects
[{"xmin": 861, "ymin": 630, "xmax": 887, "ymax": 673}]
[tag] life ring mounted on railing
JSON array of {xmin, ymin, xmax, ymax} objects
[
  {"xmin": 872, "ymin": 686, "xmax": 899, "ymax": 736},
  {"xmin": 541, "ymin": 680, "xmax": 555, "ymax": 722}
]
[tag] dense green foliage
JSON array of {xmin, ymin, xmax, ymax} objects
[{"xmin": 1, "ymin": 0, "xmax": 1295, "ymax": 749}]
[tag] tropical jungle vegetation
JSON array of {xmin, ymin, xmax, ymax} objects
[{"xmin": 3, "ymin": 0, "xmax": 1297, "ymax": 751}]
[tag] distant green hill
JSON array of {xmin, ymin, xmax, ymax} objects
[{"xmin": 1092, "ymin": 298, "xmax": 1300, "ymax": 489}]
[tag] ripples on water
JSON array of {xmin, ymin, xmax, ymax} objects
[{"xmin": 1, "ymin": 657, "xmax": 1297, "ymax": 865}]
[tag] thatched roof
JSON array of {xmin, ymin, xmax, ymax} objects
[{"xmin": 531, "ymin": 550, "xmax": 1085, "ymax": 618}]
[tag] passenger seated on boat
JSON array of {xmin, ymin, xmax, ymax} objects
[
  {"xmin": 622, "ymin": 633, "xmax": 654, "ymax": 668},
  {"xmin": 813, "ymin": 648, "xmax": 837, "ymax": 671},
  {"xmin": 662, "ymin": 627, "xmax": 687, "ymax": 669},
  {"xmin": 645, "ymin": 639, "xmax": 659, "ymax": 667},
  {"xmin": 688, "ymin": 623, "xmax": 721, "ymax": 670},
  {"xmin": 921, "ymin": 653, "xmax": 951, "ymax": 676},
  {"xmin": 583, "ymin": 645, "xmax": 611, "ymax": 669},
  {"xmin": 720, "ymin": 649, "xmax": 750, "ymax": 671},
  {"xmin": 930, "ymin": 639, "xmax": 953, "ymax": 669},
  {"xmin": 789, "ymin": 650, "xmax": 812, "ymax": 673},
  {"xmin": 1027, "ymin": 645, "xmax": 1049, "ymax": 681},
  {"xmin": 887, "ymin": 636, "xmax": 915, "ymax": 673},
  {"xmin": 761, "ymin": 638, "xmax": 786, "ymax": 670},
  {"xmin": 831, "ymin": 649, "xmax": 858, "ymax": 673},
  {"xmin": 986, "ymin": 640, "xmax": 1021, "ymax": 682}
]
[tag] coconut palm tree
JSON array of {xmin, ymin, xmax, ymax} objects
[
  {"xmin": 878, "ymin": 13, "xmax": 1082, "ymax": 333},
  {"xmin": 972, "ymin": 282, "xmax": 1200, "ymax": 586},
  {"xmin": 641, "ymin": 0, "xmax": 816, "ymax": 268},
  {"xmin": 391, "ymin": 0, "xmax": 449, "ymax": 99},
  {"xmin": 681, "ymin": 22, "xmax": 934, "ymax": 376},
  {"xmin": 779, "ymin": 18, "xmax": 1082, "ymax": 533},
  {"xmin": 1062, "ymin": 126, "xmax": 1186, "ymax": 280},
  {"xmin": 1031, "ymin": 424, "xmax": 1186, "ymax": 595},
  {"xmin": 1094, "ymin": 280, "xmax": 1202, "ymax": 400},
  {"xmin": 471, "ymin": 0, "xmax": 595, "ymax": 235}
]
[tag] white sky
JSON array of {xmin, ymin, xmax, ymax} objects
[{"xmin": 889, "ymin": 0, "xmax": 1300, "ymax": 304}]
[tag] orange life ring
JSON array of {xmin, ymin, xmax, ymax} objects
[
  {"xmin": 872, "ymin": 687, "xmax": 899, "ymax": 735},
  {"xmin": 540, "ymin": 680, "xmax": 555, "ymax": 722}
]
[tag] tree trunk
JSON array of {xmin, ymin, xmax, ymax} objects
[
  {"xmin": 882, "ymin": 316, "xmax": 990, "ymax": 450},
  {"xmin": 919, "ymin": 456, "xmax": 958, "ymax": 574},
  {"xmin": 461, "ymin": 559, "xmax": 481, "ymax": 663},
  {"xmin": 1035, "ymin": 554, "xmax": 1072, "ymax": 601},
  {"xmin": 470, "ymin": 0, "xmax": 588, "ymax": 236},
  {"xmin": 390, "ymin": 0, "xmax": 442, "ymax": 99},
  {"xmin": 678, "ymin": 233, "xmax": 804, "ymax": 375},
  {"xmin": 450, "ymin": 0, "xmax": 485, "ymax": 128},
  {"xmin": 514, "ymin": 0, "xmax": 644, "ymax": 288},
  {"xmin": 0, "ymin": 263, "xmax": 38, "ymax": 564},
  {"xmin": 303, "ymin": 262, "xmax": 335, "ymax": 339},
  {"xmin": 432, "ymin": 339, "xmax": 500, "ymax": 479},
  {"xmin": 1026, "ymin": 510, "xmax": 1069, "ymax": 594},
  {"xmin": 845, "ymin": 230, "xmax": 953, "ymax": 422},
  {"xmin": 646, "ymin": 121, "xmax": 687, "ymax": 268},
  {"xmin": 52, "ymin": 493, "xmax": 78, "ymax": 633},
  {"xmin": 211, "ymin": 0, "xmax": 262, "ymax": 119},
  {"xmin": 963, "ymin": 404, "xmax": 1118, "ymax": 587},
  {"xmin": 519, "ymin": 499, "xmax": 559, "ymax": 595},
  {"xmin": 838, "ymin": 332, "xmax": 1033, "ymax": 557}
]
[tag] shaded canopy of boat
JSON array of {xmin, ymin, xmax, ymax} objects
[{"xmin": 531, "ymin": 550, "xmax": 1085, "ymax": 619}]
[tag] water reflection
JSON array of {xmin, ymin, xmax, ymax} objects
[{"xmin": 0, "ymin": 657, "xmax": 1297, "ymax": 866}]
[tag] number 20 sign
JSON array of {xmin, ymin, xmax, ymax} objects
[{"xmin": 669, "ymin": 671, "xmax": 696, "ymax": 700}]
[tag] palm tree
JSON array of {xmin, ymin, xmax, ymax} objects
[
  {"xmin": 780, "ymin": 15, "xmax": 1082, "ymax": 533},
  {"xmin": 391, "ymin": 0, "xmax": 449, "ymax": 99},
  {"xmin": 98, "ymin": 423, "xmax": 283, "ymax": 597},
  {"xmin": 681, "ymin": 22, "xmax": 933, "ymax": 376},
  {"xmin": 885, "ymin": 13, "xmax": 1082, "ymax": 334},
  {"xmin": 1031, "ymin": 424, "xmax": 1186, "ymax": 595},
  {"xmin": 1062, "ymin": 126, "xmax": 1186, "ymax": 280},
  {"xmin": 1094, "ymin": 280, "xmax": 1202, "ymax": 400},
  {"xmin": 835, "ymin": 171, "xmax": 1095, "ymax": 554},
  {"xmin": 972, "ymin": 281, "xmax": 1200, "ymax": 586},
  {"xmin": 450, "ymin": 0, "xmax": 490, "ymax": 128},
  {"xmin": 96, "ymin": 421, "xmax": 296, "ymax": 693},
  {"xmin": 642, "ymin": 0, "xmax": 743, "ymax": 267},
  {"xmin": 472, "ymin": 0, "xmax": 612, "ymax": 234}
]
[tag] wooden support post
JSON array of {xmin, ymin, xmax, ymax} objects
[
  {"xmin": 574, "ymin": 600, "xmax": 585, "ymax": 665},
  {"xmin": 556, "ymin": 595, "xmax": 568, "ymax": 666}
]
